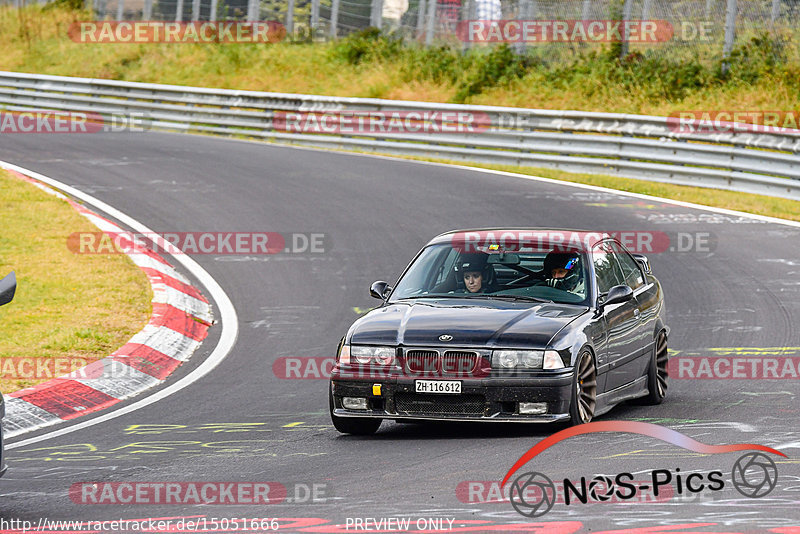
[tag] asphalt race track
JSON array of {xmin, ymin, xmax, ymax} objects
[{"xmin": 1, "ymin": 131, "xmax": 799, "ymax": 532}]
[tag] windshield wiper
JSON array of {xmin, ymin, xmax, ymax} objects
[
  {"xmin": 395, "ymin": 294, "xmax": 453, "ymax": 300},
  {"xmin": 486, "ymin": 294, "xmax": 553, "ymax": 303},
  {"xmin": 395, "ymin": 294, "xmax": 553, "ymax": 304}
]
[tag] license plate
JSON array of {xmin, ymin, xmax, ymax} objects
[{"xmin": 415, "ymin": 380, "xmax": 462, "ymax": 394}]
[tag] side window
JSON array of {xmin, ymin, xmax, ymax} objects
[
  {"xmin": 592, "ymin": 243, "xmax": 624, "ymax": 294},
  {"xmin": 609, "ymin": 241, "xmax": 644, "ymax": 289}
]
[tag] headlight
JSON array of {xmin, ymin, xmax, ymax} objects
[
  {"xmin": 493, "ymin": 350, "xmax": 543, "ymax": 369},
  {"xmin": 350, "ymin": 345, "xmax": 396, "ymax": 366}
]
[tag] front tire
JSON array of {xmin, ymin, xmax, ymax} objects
[
  {"xmin": 569, "ymin": 350, "xmax": 597, "ymax": 425},
  {"xmin": 329, "ymin": 387, "xmax": 382, "ymax": 435},
  {"xmin": 643, "ymin": 331, "xmax": 669, "ymax": 405}
]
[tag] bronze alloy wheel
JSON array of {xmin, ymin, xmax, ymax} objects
[
  {"xmin": 570, "ymin": 350, "xmax": 597, "ymax": 425},
  {"xmin": 643, "ymin": 331, "xmax": 669, "ymax": 405}
]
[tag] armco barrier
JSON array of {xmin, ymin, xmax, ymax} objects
[{"xmin": 1, "ymin": 71, "xmax": 798, "ymax": 200}]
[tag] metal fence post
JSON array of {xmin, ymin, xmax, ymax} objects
[
  {"xmin": 116, "ymin": 0, "xmax": 124, "ymax": 21},
  {"xmin": 143, "ymin": 0, "xmax": 153, "ymax": 19},
  {"xmin": 287, "ymin": 0, "xmax": 295, "ymax": 35},
  {"xmin": 620, "ymin": 0, "xmax": 633, "ymax": 58},
  {"xmin": 581, "ymin": 0, "xmax": 591, "ymax": 20},
  {"xmin": 247, "ymin": 0, "xmax": 258, "ymax": 21},
  {"xmin": 175, "ymin": 0, "xmax": 184, "ymax": 21},
  {"xmin": 424, "ymin": 0, "xmax": 436, "ymax": 45},
  {"xmin": 770, "ymin": 0, "xmax": 780, "ymax": 29},
  {"xmin": 209, "ymin": 0, "xmax": 218, "ymax": 21},
  {"xmin": 641, "ymin": 0, "xmax": 652, "ymax": 21},
  {"xmin": 311, "ymin": 0, "xmax": 319, "ymax": 36},
  {"xmin": 191, "ymin": 0, "xmax": 200, "ymax": 20},
  {"xmin": 515, "ymin": 0, "xmax": 532, "ymax": 53},
  {"xmin": 722, "ymin": 0, "xmax": 737, "ymax": 74},
  {"xmin": 416, "ymin": 0, "xmax": 427, "ymax": 40},
  {"xmin": 371, "ymin": 0, "xmax": 383, "ymax": 28},
  {"xmin": 330, "ymin": 0, "xmax": 340, "ymax": 38},
  {"xmin": 459, "ymin": 0, "xmax": 471, "ymax": 50}
]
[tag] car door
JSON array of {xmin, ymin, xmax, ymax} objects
[
  {"xmin": 591, "ymin": 242, "xmax": 642, "ymax": 392},
  {"xmin": 608, "ymin": 240, "xmax": 658, "ymax": 382}
]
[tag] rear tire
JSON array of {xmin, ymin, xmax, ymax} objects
[
  {"xmin": 329, "ymin": 388, "xmax": 382, "ymax": 435},
  {"xmin": 642, "ymin": 332, "xmax": 669, "ymax": 405},
  {"xmin": 569, "ymin": 350, "xmax": 597, "ymax": 425}
]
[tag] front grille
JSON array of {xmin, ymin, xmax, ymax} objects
[
  {"xmin": 404, "ymin": 349, "xmax": 482, "ymax": 376},
  {"xmin": 405, "ymin": 350, "xmax": 439, "ymax": 373},
  {"xmin": 394, "ymin": 393, "xmax": 486, "ymax": 415},
  {"xmin": 442, "ymin": 351, "xmax": 479, "ymax": 375}
]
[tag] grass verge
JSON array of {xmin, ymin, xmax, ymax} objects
[
  {"xmin": 0, "ymin": 170, "xmax": 152, "ymax": 394},
  {"xmin": 1, "ymin": 6, "xmax": 799, "ymax": 117}
]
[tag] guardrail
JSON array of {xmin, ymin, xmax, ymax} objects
[{"xmin": 1, "ymin": 70, "xmax": 798, "ymax": 200}]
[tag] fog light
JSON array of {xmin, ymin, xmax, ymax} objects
[
  {"xmin": 519, "ymin": 402, "xmax": 547, "ymax": 415},
  {"xmin": 343, "ymin": 397, "xmax": 368, "ymax": 410}
]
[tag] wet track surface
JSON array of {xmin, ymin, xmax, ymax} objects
[{"xmin": 1, "ymin": 131, "xmax": 799, "ymax": 531}]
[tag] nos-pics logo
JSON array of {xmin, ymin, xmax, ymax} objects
[{"xmin": 501, "ymin": 421, "xmax": 783, "ymax": 518}]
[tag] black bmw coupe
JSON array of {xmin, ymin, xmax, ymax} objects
[{"xmin": 329, "ymin": 229, "xmax": 669, "ymax": 434}]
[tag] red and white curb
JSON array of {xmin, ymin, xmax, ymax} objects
[{"xmin": 2, "ymin": 170, "xmax": 213, "ymax": 439}]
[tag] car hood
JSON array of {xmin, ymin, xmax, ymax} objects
[{"xmin": 349, "ymin": 298, "xmax": 588, "ymax": 348}]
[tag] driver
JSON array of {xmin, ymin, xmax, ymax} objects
[
  {"xmin": 459, "ymin": 253, "xmax": 489, "ymax": 293},
  {"xmin": 542, "ymin": 250, "xmax": 582, "ymax": 293}
]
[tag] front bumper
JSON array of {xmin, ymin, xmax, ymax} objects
[{"xmin": 331, "ymin": 371, "xmax": 574, "ymax": 423}]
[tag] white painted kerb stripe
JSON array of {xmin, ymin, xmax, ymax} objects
[{"xmin": 0, "ymin": 161, "xmax": 239, "ymax": 450}]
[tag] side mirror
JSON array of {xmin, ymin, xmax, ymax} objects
[
  {"xmin": 0, "ymin": 272, "xmax": 16, "ymax": 306},
  {"xmin": 601, "ymin": 284, "xmax": 634, "ymax": 309},
  {"xmin": 369, "ymin": 280, "xmax": 391, "ymax": 300},
  {"xmin": 631, "ymin": 253, "xmax": 652, "ymax": 274}
]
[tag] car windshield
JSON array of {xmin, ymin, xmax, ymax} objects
[{"xmin": 389, "ymin": 241, "xmax": 590, "ymax": 305}]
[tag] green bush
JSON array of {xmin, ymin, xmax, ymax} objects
[
  {"xmin": 328, "ymin": 28, "xmax": 795, "ymax": 104},
  {"xmin": 329, "ymin": 27, "xmax": 404, "ymax": 64},
  {"xmin": 722, "ymin": 32, "xmax": 791, "ymax": 83},
  {"xmin": 42, "ymin": 0, "xmax": 85, "ymax": 11},
  {"xmin": 453, "ymin": 45, "xmax": 531, "ymax": 102}
]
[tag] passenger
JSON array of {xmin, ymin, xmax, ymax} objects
[{"xmin": 542, "ymin": 250, "xmax": 582, "ymax": 292}]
